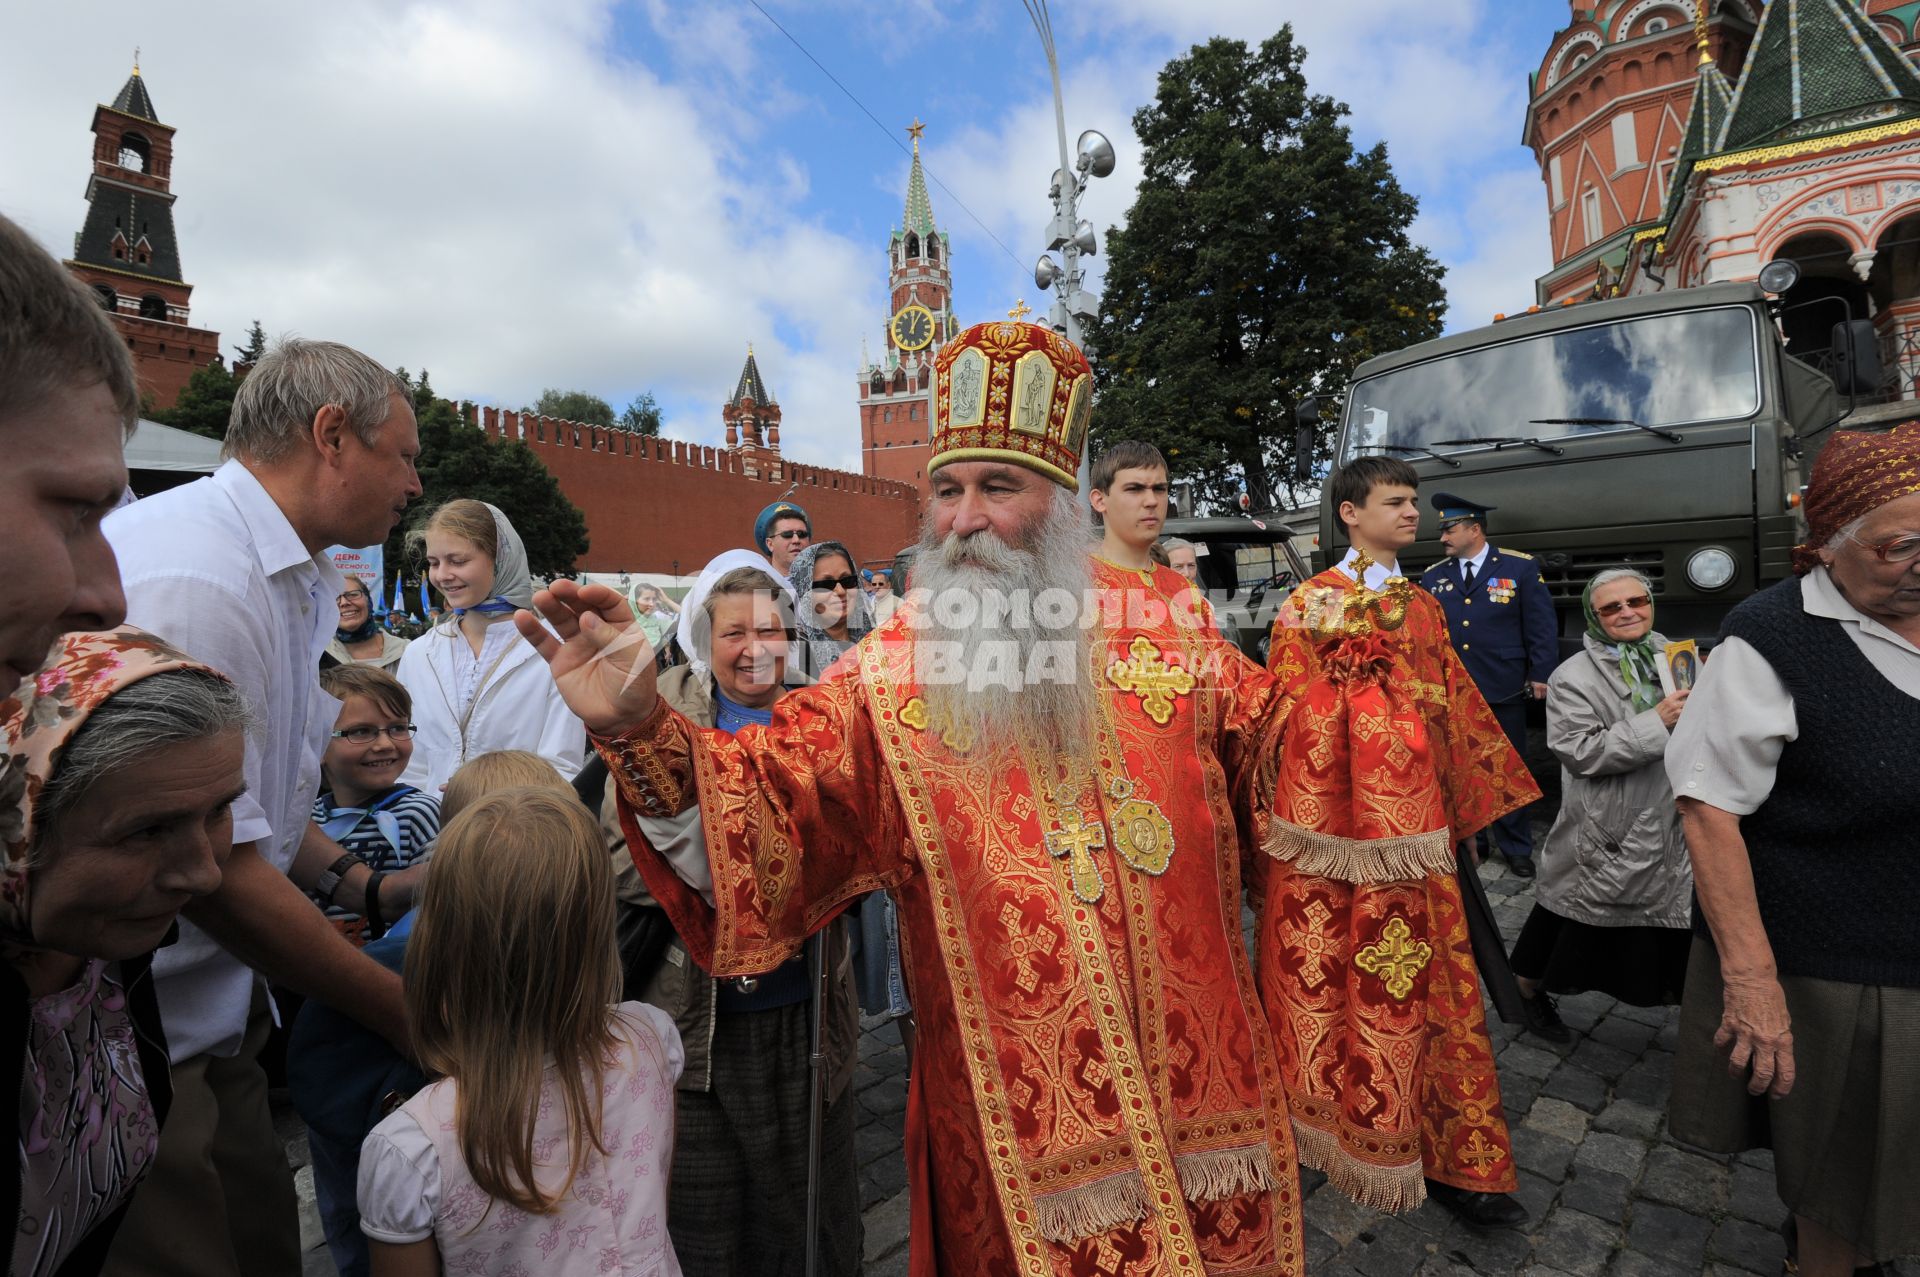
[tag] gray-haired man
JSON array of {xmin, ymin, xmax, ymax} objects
[{"xmin": 101, "ymin": 339, "xmax": 423, "ymax": 1277}]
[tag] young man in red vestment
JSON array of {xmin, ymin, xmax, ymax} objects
[
  {"xmin": 519, "ymin": 320, "xmax": 1335, "ymax": 1276},
  {"xmin": 1256, "ymin": 456, "xmax": 1540, "ymax": 1229}
]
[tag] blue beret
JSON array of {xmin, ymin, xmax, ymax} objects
[{"xmin": 754, "ymin": 501, "xmax": 811, "ymax": 550}]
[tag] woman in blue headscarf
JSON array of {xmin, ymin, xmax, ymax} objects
[
  {"xmin": 1506, "ymin": 568, "xmax": 1694, "ymax": 1041},
  {"xmin": 394, "ymin": 499, "xmax": 587, "ymax": 791}
]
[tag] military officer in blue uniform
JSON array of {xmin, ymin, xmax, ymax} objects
[{"xmin": 1420, "ymin": 494, "xmax": 1558, "ymax": 878}]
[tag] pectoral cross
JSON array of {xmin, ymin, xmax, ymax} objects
[
  {"xmin": 1046, "ymin": 794, "xmax": 1108, "ymax": 904},
  {"xmin": 1105, "ymin": 635, "xmax": 1194, "ymax": 726}
]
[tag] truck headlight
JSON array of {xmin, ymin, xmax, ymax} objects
[{"xmin": 1687, "ymin": 547, "xmax": 1736, "ymax": 591}]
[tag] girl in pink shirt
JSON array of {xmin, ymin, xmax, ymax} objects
[{"xmin": 356, "ymin": 786, "xmax": 683, "ymax": 1275}]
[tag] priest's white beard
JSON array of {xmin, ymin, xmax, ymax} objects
[{"xmin": 910, "ymin": 485, "xmax": 1098, "ymax": 753}]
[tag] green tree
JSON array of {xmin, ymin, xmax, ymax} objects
[
  {"xmin": 1088, "ymin": 29, "xmax": 1446, "ymax": 511},
  {"xmin": 618, "ymin": 391, "xmax": 662, "ymax": 435},
  {"xmin": 531, "ymin": 388, "xmax": 615, "ymax": 427},
  {"xmin": 149, "ymin": 359, "xmax": 240, "ymax": 440},
  {"xmin": 389, "ymin": 370, "xmax": 591, "ymax": 576},
  {"xmin": 233, "ymin": 320, "xmax": 268, "ymax": 366}
]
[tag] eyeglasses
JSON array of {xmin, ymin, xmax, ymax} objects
[
  {"xmin": 336, "ymin": 590, "xmax": 369, "ymax": 605},
  {"xmin": 329, "ymin": 724, "xmax": 417, "ymax": 743},
  {"xmin": 811, "ymin": 573, "xmax": 860, "ymax": 593},
  {"xmin": 1594, "ymin": 594, "xmax": 1652, "ymax": 618},
  {"xmin": 1845, "ymin": 530, "xmax": 1920, "ymax": 563},
  {"xmin": 770, "ymin": 529, "xmax": 811, "ymax": 541}
]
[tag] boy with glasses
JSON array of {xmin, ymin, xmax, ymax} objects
[{"xmin": 309, "ymin": 664, "xmax": 440, "ymax": 946}]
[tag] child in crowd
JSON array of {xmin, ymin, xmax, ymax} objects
[
  {"xmin": 356, "ymin": 786, "xmax": 684, "ymax": 1275},
  {"xmin": 290, "ymin": 747, "xmax": 562, "ymax": 1277},
  {"xmin": 312, "ymin": 664, "xmax": 441, "ymax": 945},
  {"xmin": 438, "ymin": 746, "xmax": 573, "ymax": 821}
]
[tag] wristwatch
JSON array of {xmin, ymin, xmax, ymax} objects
[{"xmin": 317, "ymin": 853, "xmax": 365, "ymax": 906}]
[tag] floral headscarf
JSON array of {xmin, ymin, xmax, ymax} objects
[
  {"xmin": 1581, "ymin": 569, "xmax": 1662, "ymax": 712},
  {"xmin": 1, "ymin": 629, "xmax": 224, "ymax": 944}
]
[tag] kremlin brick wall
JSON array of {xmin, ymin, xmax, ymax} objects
[{"xmin": 469, "ymin": 405, "xmax": 924, "ymax": 575}]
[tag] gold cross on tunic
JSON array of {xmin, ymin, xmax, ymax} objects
[
  {"xmin": 1105, "ymin": 635, "xmax": 1195, "ymax": 725},
  {"xmin": 1353, "ymin": 916, "xmax": 1434, "ymax": 1001},
  {"xmin": 1046, "ymin": 800, "xmax": 1108, "ymax": 904}
]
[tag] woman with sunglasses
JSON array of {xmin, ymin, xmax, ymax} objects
[
  {"xmin": 323, "ymin": 576, "xmax": 409, "ymax": 671},
  {"xmin": 1506, "ymin": 568, "xmax": 1693, "ymax": 1043},
  {"xmin": 785, "ymin": 540, "xmax": 875, "ymax": 685}
]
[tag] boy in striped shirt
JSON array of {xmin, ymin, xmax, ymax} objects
[{"xmin": 311, "ymin": 664, "xmax": 440, "ymax": 945}]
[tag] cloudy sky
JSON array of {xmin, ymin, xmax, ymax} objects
[{"xmin": 0, "ymin": 0, "xmax": 1566, "ymax": 472}]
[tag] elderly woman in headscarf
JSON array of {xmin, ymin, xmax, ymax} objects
[
  {"xmin": 4, "ymin": 629, "xmax": 250, "ymax": 1277},
  {"xmin": 594, "ymin": 550, "xmax": 867, "ymax": 1275},
  {"xmin": 394, "ymin": 499, "xmax": 586, "ymax": 791},
  {"xmin": 1664, "ymin": 421, "xmax": 1920, "ymax": 1277},
  {"xmin": 784, "ymin": 539, "xmax": 876, "ymax": 685},
  {"xmin": 1506, "ymin": 569, "xmax": 1693, "ymax": 1044}
]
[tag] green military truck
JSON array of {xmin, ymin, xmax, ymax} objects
[{"xmin": 1305, "ymin": 279, "xmax": 1896, "ymax": 650}]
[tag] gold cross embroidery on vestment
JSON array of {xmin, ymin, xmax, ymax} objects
[
  {"xmin": 1353, "ymin": 916, "xmax": 1433, "ymax": 1000},
  {"xmin": 1105, "ymin": 635, "xmax": 1195, "ymax": 725}
]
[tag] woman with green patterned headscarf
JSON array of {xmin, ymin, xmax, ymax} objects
[{"xmin": 1504, "ymin": 568, "xmax": 1696, "ymax": 1043}]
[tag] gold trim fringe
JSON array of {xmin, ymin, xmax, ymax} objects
[
  {"xmin": 1032, "ymin": 1171, "xmax": 1150, "ymax": 1243},
  {"xmin": 1262, "ymin": 816, "xmax": 1454, "ymax": 884},
  {"xmin": 1174, "ymin": 1144, "xmax": 1281, "ymax": 1203},
  {"xmin": 1288, "ymin": 1118, "xmax": 1426, "ymax": 1215}
]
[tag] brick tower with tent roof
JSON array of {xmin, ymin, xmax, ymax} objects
[{"xmin": 63, "ymin": 56, "xmax": 221, "ymax": 411}]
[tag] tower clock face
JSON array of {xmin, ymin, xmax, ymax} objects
[{"xmin": 890, "ymin": 304, "xmax": 935, "ymax": 352}]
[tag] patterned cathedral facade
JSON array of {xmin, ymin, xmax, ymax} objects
[
  {"xmin": 1529, "ymin": 1, "xmax": 1920, "ymax": 401},
  {"xmin": 64, "ymin": 63, "xmax": 220, "ymax": 410}
]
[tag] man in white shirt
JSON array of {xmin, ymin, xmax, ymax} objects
[
  {"xmin": 0, "ymin": 212, "xmax": 135, "ymax": 699},
  {"xmin": 101, "ymin": 339, "xmax": 423, "ymax": 1277}
]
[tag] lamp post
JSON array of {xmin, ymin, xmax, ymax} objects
[{"xmin": 1024, "ymin": 0, "xmax": 1114, "ymax": 492}]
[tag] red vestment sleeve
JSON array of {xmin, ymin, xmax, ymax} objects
[{"xmin": 596, "ymin": 671, "xmax": 914, "ymax": 977}]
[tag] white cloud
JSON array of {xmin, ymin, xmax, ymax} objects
[{"xmin": 0, "ymin": 0, "xmax": 882, "ymax": 469}]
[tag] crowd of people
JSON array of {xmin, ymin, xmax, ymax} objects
[{"xmin": 6, "ymin": 194, "xmax": 1918, "ymax": 1277}]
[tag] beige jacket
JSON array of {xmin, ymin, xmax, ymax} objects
[{"xmin": 601, "ymin": 664, "xmax": 860, "ymax": 1097}]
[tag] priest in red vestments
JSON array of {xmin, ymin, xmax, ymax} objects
[
  {"xmin": 1256, "ymin": 456, "xmax": 1541, "ymax": 1229},
  {"xmin": 518, "ymin": 319, "xmax": 1321, "ymax": 1276}
]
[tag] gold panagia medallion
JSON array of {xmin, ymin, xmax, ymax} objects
[{"xmin": 1106, "ymin": 775, "xmax": 1173, "ymax": 876}]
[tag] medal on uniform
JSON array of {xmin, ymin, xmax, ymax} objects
[{"xmin": 1106, "ymin": 775, "xmax": 1174, "ymax": 876}]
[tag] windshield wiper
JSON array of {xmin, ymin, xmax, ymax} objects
[
  {"xmin": 1355, "ymin": 442, "xmax": 1462, "ymax": 468},
  {"xmin": 1530, "ymin": 416, "xmax": 1683, "ymax": 444},
  {"xmin": 1434, "ymin": 435, "xmax": 1566, "ymax": 457}
]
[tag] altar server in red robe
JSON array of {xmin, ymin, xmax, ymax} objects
[{"xmin": 1258, "ymin": 456, "xmax": 1541, "ymax": 1228}]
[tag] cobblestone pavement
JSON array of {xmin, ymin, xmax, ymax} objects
[
  {"xmin": 282, "ymin": 852, "xmax": 1914, "ymax": 1274},
  {"xmin": 849, "ymin": 857, "xmax": 1919, "ymax": 1275}
]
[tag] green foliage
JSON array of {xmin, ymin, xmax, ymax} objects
[
  {"xmin": 148, "ymin": 359, "xmax": 240, "ymax": 440},
  {"xmin": 387, "ymin": 370, "xmax": 591, "ymax": 577},
  {"xmin": 233, "ymin": 320, "xmax": 268, "ymax": 366},
  {"xmin": 1087, "ymin": 28, "xmax": 1446, "ymax": 512},
  {"xmin": 531, "ymin": 388, "xmax": 615, "ymax": 427},
  {"xmin": 619, "ymin": 391, "xmax": 662, "ymax": 436}
]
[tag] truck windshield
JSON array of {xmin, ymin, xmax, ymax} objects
[{"xmin": 1340, "ymin": 305, "xmax": 1761, "ymax": 463}]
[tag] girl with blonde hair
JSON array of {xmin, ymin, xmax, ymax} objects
[
  {"xmin": 355, "ymin": 787, "xmax": 683, "ymax": 1275},
  {"xmin": 396, "ymin": 499, "xmax": 586, "ymax": 791}
]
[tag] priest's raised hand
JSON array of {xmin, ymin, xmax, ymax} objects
[{"xmin": 514, "ymin": 579, "xmax": 658, "ymax": 734}]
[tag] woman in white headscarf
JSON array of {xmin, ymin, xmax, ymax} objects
[
  {"xmin": 395, "ymin": 499, "xmax": 586, "ymax": 791},
  {"xmin": 595, "ymin": 549, "xmax": 868, "ymax": 1274}
]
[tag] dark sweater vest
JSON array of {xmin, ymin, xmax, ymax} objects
[{"xmin": 1718, "ymin": 577, "xmax": 1920, "ymax": 989}]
